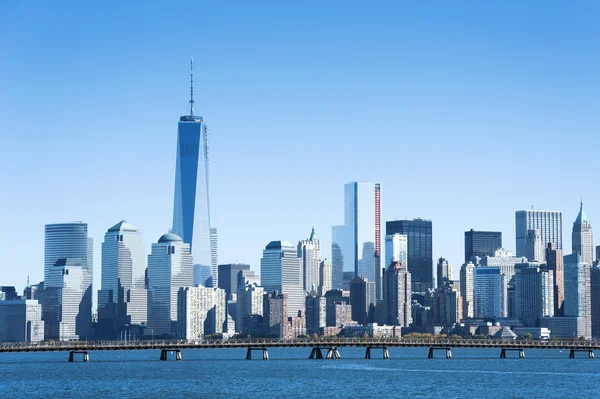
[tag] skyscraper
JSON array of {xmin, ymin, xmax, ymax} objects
[
  {"xmin": 44, "ymin": 222, "xmax": 92, "ymax": 283},
  {"xmin": 332, "ymin": 182, "xmax": 380, "ymax": 286},
  {"xmin": 546, "ymin": 243, "xmax": 564, "ymax": 316},
  {"xmin": 386, "ymin": 219, "xmax": 433, "ymax": 295},
  {"xmin": 526, "ymin": 229, "xmax": 544, "ymax": 262},
  {"xmin": 563, "ymin": 253, "xmax": 591, "ymax": 339},
  {"xmin": 383, "ymin": 261, "xmax": 412, "ymax": 327},
  {"xmin": 171, "ymin": 59, "xmax": 214, "ymax": 287},
  {"xmin": 384, "ymin": 234, "xmax": 408, "ymax": 268},
  {"xmin": 218, "ymin": 263, "xmax": 251, "ymax": 300},
  {"xmin": 305, "ymin": 293, "xmax": 326, "ymax": 336},
  {"xmin": 460, "ymin": 262, "xmax": 475, "ymax": 319},
  {"xmin": 177, "ymin": 286, "xmax": 226, "ymax": 339},
  {"xmin": 515, "ymin": 210, "xmax": 563, "ymax": 259},
  {"xmin": 514, "ymin": 266, "xmax": 554, "ymax": 327},
  {"xmin": 349, "ymin": 277, "xmax": 375, "ymax": 325},
  {"xmin": 44, "ymin": 258, "xmax": 92, "ymax": 341},
  {"xmin": 464, "ymin": 230, "xmax": 502, "ymax": 263},
  {"xmin": 298, "ymin": 228, "xmax": 321, "ymax": 292},
  {"xmin": 473, "ymin": 267, "xmax": 503, "ymax": 319},
  {"xmin": 572, "ymin": 201, "xmax": 594, "ymax": 266},
  {"xmin": 590, "ymin": 264, "xmax": 600, "ymax": 338},
  {"xmin": 98, "ymin": 221, "xmax": 146, "ymax": 337},
  {"xmin": 436, "ymin": 257, "xmax": 450, "ymax": 288},
  {"xmin": 147, "ymin": 233, "xmax": 193, "ymax": 337},
  {"xmin": 260, "ymin": 241, "xmax": 304, "ymax": 317},
  {"xmin": 318, "ymin": 259, "xmax": 332, "ymax": 296}
]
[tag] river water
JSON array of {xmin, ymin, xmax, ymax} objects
[{"xmin": 1, "ymin": 347, "xmax": 599, "ymax": 398}]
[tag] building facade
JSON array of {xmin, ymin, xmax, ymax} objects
[
  {"xmin": 218, "ymin": 263, "xmax": 251, "ymax": 300},
  {"xmin": 384, "ymin": 233, "xmax": 408, "ymax": 268},
  {"xmin": 546, "ymin": 243, "xmax": 564, "ymax": 316},
  {"xmin": 98, "ymin": 221, "xmax": 146, "ymax": 338},
  {"xmin": 526, "ymin": 229, "xmax": 545, "ymax": 262},
  {"xmin": 147, "ymin": 233, "xmax": 194, "ymax": 337},
  {"xmin": 383, "ymin": 262, "xmax": 412, "ymax": 327},
  {"xmin": 572, "ymin": 201, "xmax": 594, "ymax": 266},
  {"xmin": 473, "ymin": 267, "xmax": 503, "ymax": 319},
  {"xmin": 464, "ymin": 230, "xmax": 502, "ymax": 263},
  {"xmin": 386, "ymin": 219, "xmax": 433, "ymax": 295},
  {"xmin": 332, "ymin": 182, "xmax": 381, "ymax": 287},
  {"xmin": 590, "ymin": 265, "xmax": 600, "ymax": 339},
  {"xmin": 306, "ymin": 293, "xmax": 326, "ymax": 335},
  {"xmin": 260, "ymin": 241, "xmax": 304, "ymax": 317},
  {"xmin": 515, "ymin": 210, "xmax": 563, "ymax": 260},
  {"xmin": 44, "ymin": 258, "xmax": 92, "ymax": 341},
  {"xmin": 460, "ymin": 262, "xmax": 475, "ymax": 319},
  {"xmin": 171, "ymin": 60, "xmax": 215, "ymax": 287},
  {"xmin": 349, "ymin": 277, "xmax": 375, "ymax": 325},
  {"xmin": 563, "ymin": 253, "xmax": 591, "ymax": 339},
  {"xmin": 177, "ymin": 286, "xmax": 226, "ymax": 339},
  {"xmin": 298, "ymin": 228, "xmax": 321, "ymax": 292},
  {"xmin": 0, "ymin": 300, "xmax": 44, "ymax": 342},
  {"xmin": 514, "ymin": 266, "xmax": 554, "ymax": 327},
  {"xmin": 318, "ymin": 259, "xmax": 332, "ymax": 296}
]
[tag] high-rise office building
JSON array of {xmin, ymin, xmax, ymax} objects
[
  {"xmin": 177, "ymin": 286, "xmax": 226, "ymax": 339},
  {"xmin": 526, "ymin": 229, "xmax": 545, "ymax": 262},
  {"xmin": 260, "ymin": 241, "xmax": 304, "ymax": 317},
  {"xmin": 383, "ymin": 261, "xmax": 412, "ymax": 327},
  {"xmin": 332, "ymin": 182, "xmax": 380, "ymax": 287},
  {"xmin": 385, "ymin": 234, "xmax": 408, "ymax": 268},
  {"xmin": 514, "ymin": 266, "xmax": 554, "ymax": 327},
  {"xmin": 546, "ymin": 243, "xmax": 564, "ymax": 316},
  {"xmin": 210, "ymin": 228, "xmax": 218, "ymax": 287},
  {"xmin": 263, "ymin": 291, "xmax": 288, "ymax": 338},
  {"xmin": 171, "ymin": 59, "xmax": 215, "ymax": 287},
  {"xmin": 44, "ymin": 222, "xmax": 93, "ymax": 284},
  {"xmin": 0, "ymin": 300, "xmax": 44, "ymax": 342},
  {"xmin": 218, "ymin": 263, "xmax": 251, "ymax": 300},
  {"xmin": 305, "ymin": 292, "xmax": 326, "ymax": 335},
  {"xmin": 318, "ymin": 259, "xmax": 332, "ymax": 296},
  {"xmin": 98, "ymin": 221, "xmax": 146, "ymax": 337},
  {"xmin": 572, "ymin": 201, "xmax": 594, "ymax": 266},
  {"xmin": 386, "ymin": 219, "xmax": 433, "ymax": 295},
  {"xmin": 236, "ymin": 283, "xmax": 264, "ymax": 333},
  {"xmin": 515, "ymin": 210, "xmax": 563, "ymax": 260},
  {"xmin": 460, "ymin": 262, "xmax": 475, "ymax": 319},
  {"xmin": 432, "ymin": 281, "xmax": 461, "ymax": 326},
  {"xmin": 473, "ymin": 267, "xmax": 503, "ymax": 319},
  {"xmin": 590, "ymin": 265, "xmax": 600, "ymax": 339},
  {"xmin": 349, "ymin": 277, "xmax": 375, "ymax": 325},
  {"xmin": 436, "ymin": 257, "xmax": 450, "ymax": 288},
  {"xmin": 464, "ymin": 230, "xmax": 502, "ymax": 263},
  {"xmin": 563, "ymin": 253, "xmax": 591, "ymax": 339},
  {"xmin": 298, "ymin": 228, "xmax": 321, "ymax": 292},
  {"xmin": 147, "ymin": 233, "xmax": 193, "ymax": 337},
  {"xmin": 44, "ymin": 258, "xmax": 92, "ymax": 341},
  {"xmin": 596, "ymin": 246, "xmax": 600, "ymax": 264},
  {"xmin": 194, "ymin": 265, "xmax": 212, "ymax": 288}
]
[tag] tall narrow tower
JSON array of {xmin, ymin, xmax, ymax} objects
[
  {"xmin": 172, "ymin": 58, "xmax": 214, "ymax": 286},
  {"xmin": 572, "ymin": 200, "xmax": 594, "ymax": 266}
]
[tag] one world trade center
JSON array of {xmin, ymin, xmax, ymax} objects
[{"xmin": 171, "ymin": 58, "xmax": 216, "ymax": 287}]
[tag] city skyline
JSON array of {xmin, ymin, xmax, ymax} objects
[{"xmin": 2, "ymin": 2, "xmax": 600, "ymax": 290}]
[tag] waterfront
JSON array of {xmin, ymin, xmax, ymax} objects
[{"xmin": 2, "ymin": 348, "xmax": 599, "ymax": 398}]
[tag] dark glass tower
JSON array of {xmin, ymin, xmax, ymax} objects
[
  {"xmin": 385, "ymin": 219, "xmax": 433, "ymax": 295},
  {"xmin": 464, "ymin": 229, "xmax": 502, "ymax": 262}
]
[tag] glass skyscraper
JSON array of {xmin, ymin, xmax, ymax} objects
[
  {"xmin": 44, "ymin": 222, "xmax": 93, "ymax": 283},
  {"xmin": 332, "ymin": 182, "xmax": 381, "ymax": 288},
  {"xmin": 172, "ymin": 59, "xmax": 214, "ymax": 287},
  {"xmin": 386, "ymin": 218, "xmax": 433, "ymax": 295},
  {"xmin": 464, "ymin": 229, "xmax": 502, "ymax": 262}
]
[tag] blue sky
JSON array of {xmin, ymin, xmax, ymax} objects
[{"xmin": 1, "ymin": 1, "xmax": 599, "ymax": 293}]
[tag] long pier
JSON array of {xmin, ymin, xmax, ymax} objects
[{"xmin": 2, "ymin": 338, "xmax": 599, "ymax": 352}]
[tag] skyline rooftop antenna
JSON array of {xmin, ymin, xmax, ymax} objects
[{"xmin": 189, "ymin": 57, "xmax": 195, "ymax": 116}]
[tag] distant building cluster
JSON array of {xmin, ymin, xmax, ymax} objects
[{"xmin": 2, "ymin": 65, "xmax": 599, "ymax": 343}]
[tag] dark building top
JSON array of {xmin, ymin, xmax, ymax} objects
[{"xmin": 464, "ymin": 229, "xmax": 502, "ymax": 263}]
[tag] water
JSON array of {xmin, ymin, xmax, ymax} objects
[{"xmin": 1, "ymin": 347, "xmax": 599, "ymax": 398}]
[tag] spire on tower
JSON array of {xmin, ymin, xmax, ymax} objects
[{"xmin": 189, "ymin": 57, "xmax": 195, "ymax": 116}]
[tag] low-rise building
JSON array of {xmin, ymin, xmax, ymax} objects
[{"xmin": 0, "ymin": 300, "xmax": 44, "ymax": 342}]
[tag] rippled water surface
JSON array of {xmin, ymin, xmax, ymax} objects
[{"xmin": 2, "ymin": 347, "xmax": 599, "ymax": 398}]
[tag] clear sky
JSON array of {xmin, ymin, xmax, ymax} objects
[{"xmin": 1, "ymin": 1, "xmax": 599, "ymax": 294}]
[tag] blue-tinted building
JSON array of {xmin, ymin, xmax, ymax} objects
[
  {"xmin": 473, "ymin": 267, "xmax": 503, "ymax": 319},
  {"xmin": 332, "ymin": 182, "xmax": 380, "ymax": 288},
  {"xmin": 171, "ymin": 59, "xmax": 214, "ymax": 287}
]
